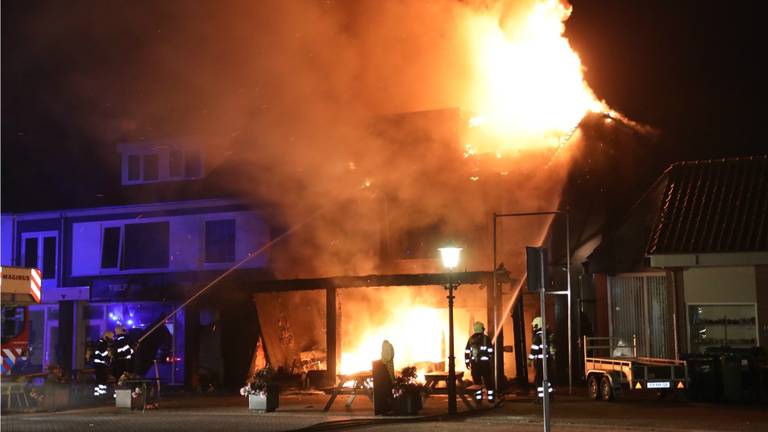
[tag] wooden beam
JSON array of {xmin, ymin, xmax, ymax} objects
[{"xmin": 247, "ymin": 271, "xmax": 515, "ymax": 293}]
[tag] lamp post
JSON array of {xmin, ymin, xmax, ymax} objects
[{"xmin": 439, "ymin": 245, "xmax": 462, "ymax": 415}]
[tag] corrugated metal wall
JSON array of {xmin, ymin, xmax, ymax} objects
[
  {"xmin": 609, "ymin": 276, "xmax": 645, "ymax": 356},
  {"xmin": 647, "ymin": 275, "xmax": 669, "ymax": 358},
  {"xmin": 609, "ymin": 274, "xmax": 670, "ymax": 358}
]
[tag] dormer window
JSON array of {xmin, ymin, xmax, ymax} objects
[
  {"xmin": 169, "ymin": 150, "xmax": 183, "ymax": 177},
  {"xmin": 185, "ymin": 150, "xmax": 201, "ymax": 178},
  {"xmin": 118, "ymin": 141, "xmax": 204, "ymax": 185},
  {"xmin": 143, "ymin": 154, "xmax": 159, "ymax": 181},
  {"xmin": 127, "ymin": 155, "xmax": 141, "ymax": 181}
]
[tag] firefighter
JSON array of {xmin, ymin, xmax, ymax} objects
[
  {"xmin": 113, "ymin": 325, "xmax": 134, "ymax": 381},
  {"xmin": 93, "ymin": 331, "xmax": 113, "ymax": 397},
  {"xmin": 528, "ymin": 316, "xmax": 554, "ymax": 402},
  {"xmin": 464, "ymin": 321, "xmax": 495, "ymax": 402}
]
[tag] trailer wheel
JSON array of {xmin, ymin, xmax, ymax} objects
[
  {"xmin": 599, "ymin": 376, "xmax": 614, "ymax": 401},
  {"xmin": 587, "ymin": 375, "xmax": 601, "ymax": 400}
]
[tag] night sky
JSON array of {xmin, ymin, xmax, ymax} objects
[{"xmin": 2, "ymin": 0, "xmax": 766, "ymax": 213}]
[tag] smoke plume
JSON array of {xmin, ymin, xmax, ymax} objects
[{"xmin": 17, "ymin": 0, "xmax": 613, "ymax": 277}]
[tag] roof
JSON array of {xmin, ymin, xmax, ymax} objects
[{"xmin": 647, "ymin": 155, "xmax": 768, "ymax": 255}]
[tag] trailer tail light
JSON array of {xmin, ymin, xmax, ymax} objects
[
  {"xmin": 634, "ymin": 382, "xmax": 642, "ymax": 389},
  {"xmin": 676, "ymin": 381, "xmax": 685, "ymax": 389}
]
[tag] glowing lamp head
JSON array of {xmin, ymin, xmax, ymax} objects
[{"xmin": 438, "ymin": 245, "xmax": 462, "ymax": 270}]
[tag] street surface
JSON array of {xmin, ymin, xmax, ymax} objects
[{"xmin": 3, "ymin": 390, "xmax": 767, "ymax": 431}]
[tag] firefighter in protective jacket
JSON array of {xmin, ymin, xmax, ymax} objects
[
  {"xmin": 464, "ymin": 321, "xmax": 495, "ymax": 401},
  {"xmin": 528, "ymin": 316, "xmax": 554, "ymax": 400},
  {"xmin": 113, "ymin": 325, "xmax": 134, "ymax": 381},
  {"xmin": 92, "ymin": 331, "xmax": 113, "ymax": 397}
]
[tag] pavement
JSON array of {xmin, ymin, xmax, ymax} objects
[{"xmin": 3, "ymin": 388, "xmax": 768, "ymax": 432}]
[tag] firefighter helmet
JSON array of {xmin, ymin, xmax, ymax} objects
[
  {"xmin": 473, "ymin": 321, "xmax": 485, "ymax": 333},
  {"xmin": 532, "ymin": 317, "xmax": 542, "ymax": 330},
  {"xmin": 115, "ymin": 325, "xmax": 127, "ymax": 335},
  {"xmin": 102, "ymin": 330, "xmax": 114, "ymax": 340}
]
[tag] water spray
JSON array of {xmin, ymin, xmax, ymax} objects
[
  {"xmin": 134, "ymin": 174, "xmax": 381, "ymax": 352},
  {"xmin": 490, "ymin": 210, "xmax": 571, "ymax": 394}
]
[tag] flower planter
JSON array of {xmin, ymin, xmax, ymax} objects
[
  {"xmin": 115, "ymin": 389, "xmax": 133, "ymax": 409},
  {"xmin": 248, "ymin": 387, "xmax": 278, "ymax": 412},
  {"xmin": 393, "ymin": 389, "xmax": 422, "ymax": 416},
  {"xmin": 41, "ymin": 383, "xmax": 70, "ymax": 412}
]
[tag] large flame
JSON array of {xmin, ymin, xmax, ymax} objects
[
  {"xmin": 340, "ymin": 304, "xmax": 473, "ymax": 377},
  {"xmin": 338, "ymin": 1, "xmax": 612, "ymax": 377},
  {"xmin": 466, "ymin": 0, "xmax": 605, "ymax": 154}
]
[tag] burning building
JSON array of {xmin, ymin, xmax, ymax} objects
[
  {"xmin": 2, "ymin": 0, "xmax": 663, "ymax": 393},
  {"xmin": 200, "ymin": 0, "xmax": 644, "ymax": 390}
]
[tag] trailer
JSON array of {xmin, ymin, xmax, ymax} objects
[{"xmin": 583, "ymin": 336, "xmax": 688, "ymax": 401}]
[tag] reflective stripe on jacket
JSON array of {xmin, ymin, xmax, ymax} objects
[
  {"xmin": 93, "ymin": 338, "xmax": 111, "ymax": 366},
  {"xmin": 465, "ymin": 333, "xmax": 493, "ymax": 367},
  {"xmin": 115, "ymin": 335, "xmax": 134, "ymax": 360},
  {"xmin": 528, "ymin": 330, "xmax": 552, "ymax": 360}
]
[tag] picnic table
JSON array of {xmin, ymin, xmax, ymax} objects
[
  {"xmin": 322, "ymin": 371, "xmax": 374, "ymax": 412},
  {"xmin": 423, "ymin": 371, "xmax": 478, "ymax": 409}
]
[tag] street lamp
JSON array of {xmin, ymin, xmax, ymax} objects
[{"xmin": 438, "ymin": 245, "xmax": 462, "ymax": 415}]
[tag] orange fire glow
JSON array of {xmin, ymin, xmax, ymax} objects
[
  {"xmin": 337, "ymin": 1, "xmax": 612, "ymax": 377},
  {"xmin": 465, "ymin": 0, "xmax": 605, "ymax": 154},
  {"xmin": 340, "ymin": 304, "xmax": 473, "ymax": 377}
]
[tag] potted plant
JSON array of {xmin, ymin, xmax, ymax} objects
[
  {"xmin": 392, "ymin": 366, "xmax": 424, "ymax": 415},
  {"xmin": 241, "ymin": 365, "xmax": 278, "ymax": 412},
  {"xmin": 38, "ymin": 364, "xmax": 70, "ymax": 412}
]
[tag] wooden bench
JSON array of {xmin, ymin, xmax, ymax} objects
[
  {"xmin": 422, "ymin": 371, "xmax": 478, "ymax": 410},
  {"xmin": 322, "ymin": 371, "xmax": 374, "ymax": 412}
]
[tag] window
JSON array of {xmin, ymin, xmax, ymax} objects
[
  {"xmin": 85, "ymin": 305, "xmax": 105, "ymax": 320},
  {"xmin": 21, "ymin": 232, "xmax": 57, "ymax": 280},
  {"xmin": 185, "ymin": 150, "xmax": 201, "ymax": 178},
  {"xmin": 42, "ymin": 237, "xmax": 56, "ymax": 279},
  {"xmin": 169, "ymin": 150, "xmax": 183, "ymax": 177},
  {"xmin": 143, "ymin": 154, "xmax": 159, "ymax": 181},
  {"xmin": 100, "ymin": 227, "xmax": 122, "ymax": 269},
  {"xmin": 688, "ymin": 304, "xmax": 757, "ymax": 353},
  {"xmin": 122, "ymin": 222, "xmax": 169, "ymax": 269},
  {"xmin": 24, "ymin": 237, "xmax": 38, "ymax": 268},
  {"xmin": 127, "ymin": 155, "xmax": 141, "ymax": 181},
  {"xmin": 608, "ymin": 274, "xmax": 670, "ymax": 358},
  {"xmin": 205, "ymin": 219, "xmax": 235, "ymax": 263}
]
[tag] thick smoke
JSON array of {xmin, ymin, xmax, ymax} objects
[{"xmin": 20, "ymin": 0, "xmax": 589, "ymax": 277}]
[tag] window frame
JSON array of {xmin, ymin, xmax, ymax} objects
[
  {"xmin": 124, "ymin": 151, "xmax": 162, "ymax": 185},
  {"xmin": 142, "ymin": 153, "xmax": 160, "ymax": 181},
  {"xmin": 127, "ymin": 154, "xmax": 141, "ymax": 182},
  {"xmin": 99, "ymin": 224, "xmax": 123, "ymax": 271},
  {"xmin": 121, "ymin": 221, "xmax": 170, "ymax": 270},
  {"xmin": 20, "ymin": 231, "xmax": 58, "ymax": 283},
  {"xmin": 169, "ymin": 150, "xmax": 184, "ymax": 178},
  {"xmin": 184, "ymin": 150, "xmax": 202, "ymax": 178},
  {"xmin": 203, "ymin": 218, "xmax": 237, "ymax": 265},
  {"xmin": 686, "ymin": 302, "xmax": 759, "ymax": 352}
]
